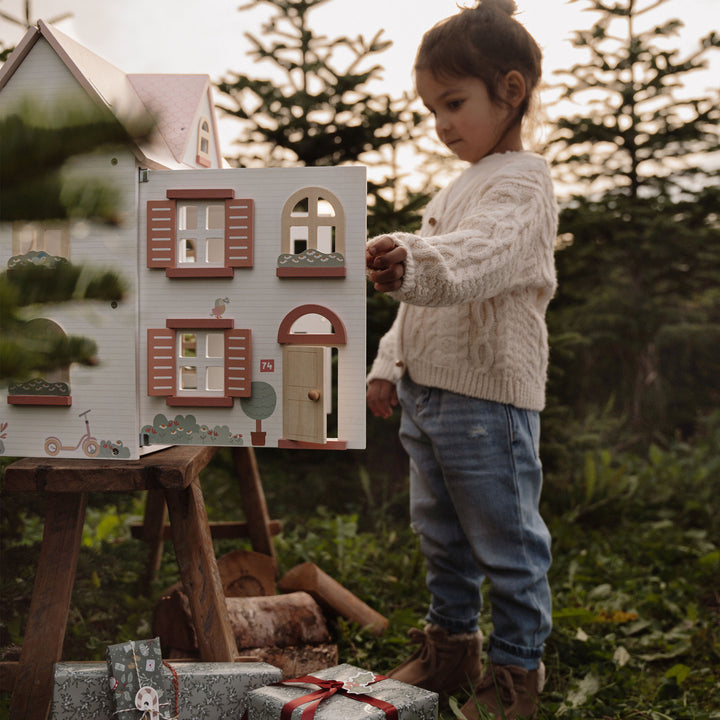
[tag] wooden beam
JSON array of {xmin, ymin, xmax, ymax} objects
[{"xmin": 9, "ymin": 492, "xmax": 87, "ymax": 720}]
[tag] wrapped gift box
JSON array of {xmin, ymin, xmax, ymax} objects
[
  {"xmin": 246, "ymin": 663, "xmax": 438, "ymax": 720},
  {"xmin": 51, "ymin": 660, "xmax": 282, "ymax": 720},
  {"xmin": 106, "ymin": 638, "xmax": 166, "ymax": 716}
]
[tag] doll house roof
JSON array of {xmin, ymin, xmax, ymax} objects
[{"xmin": 0, "ymin": 19, "xmax": 223, "ymax": 169}]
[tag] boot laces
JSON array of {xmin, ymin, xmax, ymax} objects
[
  {"xmin": 407, "ymin": 627, "xmax": 439, "ymax": 672},
  {"xmin": 476, "ymin": 664, "xmax": 526, "ymax": 706}
]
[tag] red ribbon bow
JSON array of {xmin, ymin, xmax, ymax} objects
[{"xmin": 277, "ymin": 674, "xmax": 399, "ymax": 720}]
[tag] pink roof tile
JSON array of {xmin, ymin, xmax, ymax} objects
[
  {"xmin": 128, "ymin": 74, "xmax": 211, "ymax": 164},
  {"xmin": 1, "ymin": 21, "xmax": 220, "ymax": 169}
]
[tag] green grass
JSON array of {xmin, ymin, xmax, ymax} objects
[{"xmin": 1, "ymin": 419, "xmax": 719, "ymax": 718}]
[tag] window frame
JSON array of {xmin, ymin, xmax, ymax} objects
[
  {"xmin": 147, "ymin": 190, "xmax": 254, "ymax": 278},
  {"xmin": 277, "ymin": 187, "xmax": 346, "ymax": 278},
  {"xmin": 147, "ymin": 319, "xmax": 252, "ymax": 407},
  {"xmin": 7, "ymin": 319, "xmax": 72, "ymax": 406},
  {"xmin": 196, "ymin": 117, "xmax": 212, "ymax": 167},
  {"xmin": 12, "ymin": 220, "xmax": 71, "ymax": 259}
]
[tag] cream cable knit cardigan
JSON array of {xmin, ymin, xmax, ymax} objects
[{"xmin": 367, "ymin": 151, "xmax": 558, "ymax": 411}]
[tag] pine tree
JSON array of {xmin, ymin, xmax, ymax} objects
[
  {"xmin": 216, "ymin": 0, "xmax": 429, "ymax": 237},
  {"xmin": 546, "ymin": 0, "xmax": 720, "ymax": 437}
]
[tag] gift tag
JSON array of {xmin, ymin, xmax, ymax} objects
[
  {"xmin": 135, "ymin": 686, "xmax": 160, "ymax": 719},
  {"xmin": 342, "ymin": 670, "xmax": 379, "ymax": 694}
]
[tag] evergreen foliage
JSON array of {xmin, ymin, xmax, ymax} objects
[
  {"xmin": 0, "ymin": 102, "xmax": 146, "ymax": 383},
  {"xmin": 546, "ymin": 0, "xmax": 720, "ymax": 438},
  {"xmin": 216, "ymin": 0, "xmax": 430, "ymax": 237},
  {"xmin": 0, "ymin": 102, "xmax": 150, "ymax": 224}
]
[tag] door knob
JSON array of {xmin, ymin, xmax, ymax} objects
[{"xmin": 307, "ymin": 389, "xmax": 321, "ymax": 402}]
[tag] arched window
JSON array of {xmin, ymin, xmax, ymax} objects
[
  {"xmin": 8, "ymin": 319, "xmax": 72, "ymax": 405},
  {"xmin": 196, "ymin": 117, "xmax": 212, "ymax": 167},
  {"xmin": 277, "ymin": 187, "xmax": 346, "ymax": 277}
]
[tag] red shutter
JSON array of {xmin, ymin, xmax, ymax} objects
[
  {"xmin": 147, "ymin": 200, "xmax": 176, "ymax": 268},
  {"xmin": 225, "ymin": 199, "xmax": 254, "ymax": 268},
  {"xmin": 147, "ymin": 329, "xmax": 176, "ymax": 396},
  {"xmin": 225, "ymin": 329, "xmax": 252, "ymax": 397}
]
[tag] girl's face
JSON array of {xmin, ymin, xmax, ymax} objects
[{"xmin": 416, "ymin": 69, "xmax": 522, "ymax": 163}]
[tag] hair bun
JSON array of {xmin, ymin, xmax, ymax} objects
[{"xmin": 478, "ymin": 0, "xmax": 517, "ymax": 16}]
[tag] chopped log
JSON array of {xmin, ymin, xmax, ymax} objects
[
  {"xmin": 278, "ymin": 562, "xmax": 388, "ymax": 635},
  {"xmin": 153, "ymin": 590, "xmax": 331, "ymax": 655},
  {"xmin": 225, "ymin": 593, "xmax": 330, "ymax": 648},
  {"xmin": 152, "ymin": 582, "xmax": 197, "ymax": 654},
  {"xmin": 216, "ymin": 550, "xmax": 276, "ymax": 597}
]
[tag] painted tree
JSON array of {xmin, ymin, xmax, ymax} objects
[
  {"xmin": 241, "ymin": 382, "xmax": 277, "ymax": 445},
  {"xmin": 545, "ymin": 0, "xmax": 720, "ymax": 436}
]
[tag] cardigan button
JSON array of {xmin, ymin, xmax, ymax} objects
[
  {"xmin": 395, "ymin": 360, "xmax": 404, "ymax": 368},
  {"xmin": 428, "ymin": 217, "xmax": 437, "ymax": 226}
]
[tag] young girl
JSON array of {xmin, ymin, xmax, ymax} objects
[{"xmin": 366, "ymin": 2, "xmax": 556, "ymax": 718}]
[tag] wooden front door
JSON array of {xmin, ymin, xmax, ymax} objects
[{"xmin": 283, "ymin": 346, "xmax": 325, "ymax": 443}]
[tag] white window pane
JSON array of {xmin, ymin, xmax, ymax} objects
[
  {"xmin": 179, "ymin": 205, "xmax": 198, "ymax": 230},
  {"xmin": 43, "ymin": 228, "xmax": 64, "ymax": 256},
  {"xmin": 181, "ymin": 334, "xmax": 197, "ymax": 358},
  {"xmin": 206, "ymin": 237, "xmax": 224, "ymax": 264},
  {"xmin": 180, "ymin": 366, "xmax": 197, "ymax": 390},
  {"xmin": 206, "ymin": 365, "xmax": 224, "ymax": 391},
  {"xmin": 180, "ymin": 239, "xmax": 197, "ymax": 263},
  {"xmin": 291, "ymin": 226, "xmax": 308, "ymax": 254},
  {"xmin": 206, "ymin": 332, "xmax": 224, "ymax": 358},
  {"xmin": 207, "ymin": 204, "xmax": 224, "ymax": 229},
  {"xmin": 17, "ymin": 226, "xmax": 37, "ymax": 253},
  {"xmin": 317, "ymin": 198, "xmax": 336, "ymax": 217},
  {"xmin": 291, "ymin": 199, "xmax": 309, "ymax": 217},
  {"xmin": 316, "ymin": 226, "xmax": 335, "ymax": 254}
]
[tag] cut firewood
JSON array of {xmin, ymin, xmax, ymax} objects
[
  {"xmin": 225, "ymin": 592, "xmax": 331, "ymax": 648},
  {"xmin": 153, "ymin": 589, "xmax": 331, "ymax": 654},
  {"xmin": 216, "ymin": 550, "xmax": 276, "ymax": 597},
  {"xmin": 152, "ymin": 582, "xmax": 197, "ymax": 654},
  {"xmin": 278, "ymin": 562, "xmax": 388, "ymax": 635}
]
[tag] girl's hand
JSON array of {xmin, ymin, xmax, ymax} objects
[
  {"xmin": 367, "ymin": 236, "xmax": 407, "ymax": 292},
  {"xmin": 367, "ymin": 379, "xmax": 399, "ymax": 419}
]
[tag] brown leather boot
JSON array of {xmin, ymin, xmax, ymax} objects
[
  {"xmin": 459, "ymin": 662, "xmax": 545, "ymax": 720},
  {"xmin": 388, "ymin": 624, "xmax": 483, "ymax": 695}
]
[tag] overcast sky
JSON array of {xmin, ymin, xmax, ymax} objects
[{"xmin": 1, "ymin": 0, "xmax": 717, "ymax": 155}]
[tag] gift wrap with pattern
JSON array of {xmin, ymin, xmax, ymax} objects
[
  {"xmin": 51, "ymin": 660, "xmax": 282, "ymax": 719},
  {"xmin": 246, "ymin": 663, "xmax": 438, "ymax": 720},
  {"xmin": 106, "ymin": 638, "xmax": 165, "ymax": 716}
]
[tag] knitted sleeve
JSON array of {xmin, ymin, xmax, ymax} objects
[
  {"xmin": 387, "ymin": 163, "xmax": 557, "ymax": 308},
  {"xmin": 366, "ymin": 305, "xmax": 405, "ymax": 385}
]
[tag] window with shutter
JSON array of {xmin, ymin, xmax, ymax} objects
[
  {"xmin": 147, "ymin": 321, "xmax": 251, "ymax": 407},
  {"xmin": 146, "ymin": 190, "xmax": 254, "ymax": 278}
]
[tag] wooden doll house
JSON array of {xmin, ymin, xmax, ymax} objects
[{"xmin": 0, "ymin": 21, "xmax": 367, "ymax": 460}]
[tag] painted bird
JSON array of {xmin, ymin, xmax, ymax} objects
[{"xmin": 211, "ymin": 297, "xmax": 230, "ymax": 318}]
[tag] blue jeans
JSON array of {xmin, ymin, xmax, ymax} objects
[{"xmin": 397, "ymin": 375, "xmax": 552, "ymax": 670}]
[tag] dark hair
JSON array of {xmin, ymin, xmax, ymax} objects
[{"xmin": 414, "ymin": 0, "xmax": 542, "ymax": 120}]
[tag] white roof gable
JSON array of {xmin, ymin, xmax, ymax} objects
[{"xmin": 0, "ymin": 20, "xmax": 223, "ymax": 169}]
